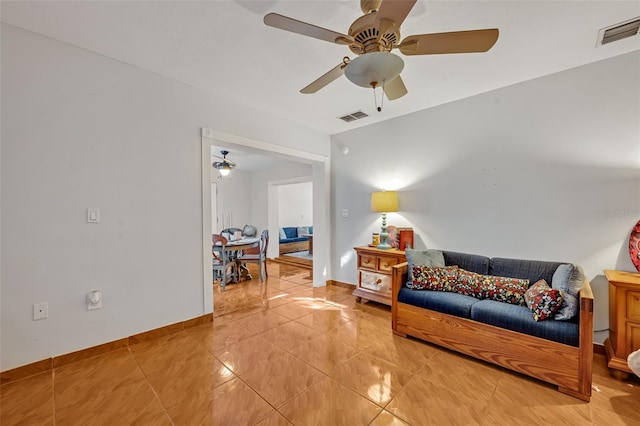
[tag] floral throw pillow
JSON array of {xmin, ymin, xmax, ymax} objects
[
  {"xmin": 477, "ymin": 275, "xmax": 529, "ymax": 306},
  {"xmin": 408, "ymin": 266, "xmax": 459, "ymax": 291},
  {"xmin": 453, "ymin": 269, "xmax": 485, "ymax": 298},
  {"xmin": 524, "ymin": 280, "xmax": 564, "ymax": 321}
]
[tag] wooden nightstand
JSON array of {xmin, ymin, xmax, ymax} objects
[
  {"xmin": 604, "ymin": 269, "xmax": 640, "ymax": 378},
  {"xmin": 353, "ymin": 246, "xmax": 406, "ymax": 306}
]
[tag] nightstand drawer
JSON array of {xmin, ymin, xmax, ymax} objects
[
  {"xmin": 359, "ymin": 271, "xmax": 391, "ymax": 295},
  {"xmin": 378, "ymin": 256, "xmax": 399, "ymax": 273},
  {"xmin": 359, "ymin": 254, "xmax": 377, "ymax": 270},
  {"xmin": 627, "ymin": 291, "xmax": 640, "ymax": 321}
]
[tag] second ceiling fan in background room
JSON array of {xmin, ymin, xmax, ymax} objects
[
  {"xmin": 264, "ymin": 0, "xmax": 499, "ymax": 111},
  {"xmin": 212, "ymin": 150, "xmax": 236, "ymax": 177}
]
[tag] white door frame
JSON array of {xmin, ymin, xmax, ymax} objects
[{"xmin": 201, "ymin": 129, "xmax": 330, "ymax": 313}]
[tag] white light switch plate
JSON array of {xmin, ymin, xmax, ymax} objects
[
  {"xmin": 341, "ymin": 209, "xmax": 350, "ymax": 218},
  {"xmin": 87, "ymin": 208, "xmax": 100, "ymax": 223}
]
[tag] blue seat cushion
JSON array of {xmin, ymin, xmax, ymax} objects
[
  {"xmin": 443, "ymin": 251, "xmax": 490, "ymax": 275},
  {"xmin": 398, "ymin": 288, "xmax": 479, "ymax": 319},
  {"xmin": 489, "ymin": 257, "xmax": 564, "ymax": 287},
  {"xmin": 470, "ymin": 299, "xmax": 579, "ymax": 346},
  {"xmin": 280, "ymin": 236, "xmax": 308, "ymax": 243}
]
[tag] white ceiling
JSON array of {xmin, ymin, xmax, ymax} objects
[{"xmin": 2, "ymin": 0, "xmax": 639, "ymax": 138}]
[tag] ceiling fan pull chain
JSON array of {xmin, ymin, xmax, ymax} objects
[{"xmin": 373, "ymin": 85, "xmax": 379, "ymax": 112}]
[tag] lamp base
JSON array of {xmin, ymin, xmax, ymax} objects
[{"xmin": 376, "ymin": 242, "xmax": 392, "ymax": 250}]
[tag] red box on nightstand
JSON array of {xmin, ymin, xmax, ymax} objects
[{"xmin": 398, "ymin": 228, "xmax": 414, "ymax": 250}]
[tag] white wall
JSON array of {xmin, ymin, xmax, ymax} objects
[
  {"xmin": 0, "ymin": 24, "xmax": 329, "ymax": 371},
  {"xmin": 278, "ymin": 182, "xmax": 313, "ymax": 227},
  {"xmin": 331, "ymin": 51, "xmax": 640, "ymax": 332},
  {"xmin": 213, "ymin": 168, "xmax": 252, "ymax": 232},
  {"xmin": 250, "ymin": 163, "xmax": 312, "ymax": 233}
]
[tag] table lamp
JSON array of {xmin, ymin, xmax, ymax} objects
[{"xmin": 371, "ymin": 191, "xmax": 399, "ymax": 250}]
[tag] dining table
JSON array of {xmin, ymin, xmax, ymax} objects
[{"xmin": 213, "ymin": 237, "xmax": 260, "ymax": 289}]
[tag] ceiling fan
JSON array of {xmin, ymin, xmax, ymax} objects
[
  {"xmin": 212, "ymin": 150, "xmax": 236, "ymax": 176},
  {"xmin": 264, "ymin": 0, "xmax": 499, "ymax": 108}
]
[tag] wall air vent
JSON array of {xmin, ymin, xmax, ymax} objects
[
  {"xmin": 597, "ymin": 17, "xmax": 640, "ymax": 46},
  {"xmin": 338, "ymin": 110, "xmax": 369, "ymax": 122}
]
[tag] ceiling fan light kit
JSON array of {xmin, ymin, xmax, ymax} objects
[
  {"xmin": 344, "ymin": 52, "xmax": 404, "ymax": 88},
  {"xmin": 212, "ymin": 150, "xmax": 236, "ymax": 177},
  {"xmin": 264, "ymin": 0, "xmax": 498, "ymax": 109}
]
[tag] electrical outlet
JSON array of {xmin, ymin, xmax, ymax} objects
[
  {"xmin": 87, "ymin": 291, "xmax": 102, "ymax": 311},
  {"xmin": 33, "ymin": 302, "xmax": 48, "ymax": 320}
]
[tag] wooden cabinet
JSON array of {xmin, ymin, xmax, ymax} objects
[
  {"xmin": 353, "ymin": 246, "xmax": 406, "ymax": 306},
  {"xmin": 604, "ymin": 270, "xmax": 640, "ymax": 377}
]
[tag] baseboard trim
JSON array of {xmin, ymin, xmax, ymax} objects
[
  {"xmin": 593, "ymin": 343, "xmax": 606, "ymax": 355},
  {"xmin": 0, "ymin": 313, "xmax": 213, "ymax": 385},
  {"xmin": 326, "ymin": 279, "xmax": 355, "ymax": 289}
]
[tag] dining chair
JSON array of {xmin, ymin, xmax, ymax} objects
[
  {"xmin": 212, "ymin": 234, "xmax": 236, "ymax": 288},
  {"xmin": 237, "ymin": 229, "xmax": 269, "ymax": 282}
]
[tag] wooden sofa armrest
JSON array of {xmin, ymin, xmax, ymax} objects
[
  {"xmin": 391, "ymin": 262, "xmax": 408, "ymax": 332},
  {"xmin": 574, "ymin": 277, "xmax": 594, "ymax": 399}
]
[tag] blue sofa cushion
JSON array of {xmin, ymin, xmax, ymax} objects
[
  {"xmin": 398, "ymin": 288, "xmax": 479, "ymax": 319},
  {"xmin": 283, "ymin": 227, "xmax": 298, "ymax": 239},
  {"xmin": 443, "ymin": 251, "xmax": 489, "ymax": 275},
  {"xmin": 470, "ymin": 299, "xmax": 578, "ymax": 346},
  {"xmin": 489, "ymin": 257, "xmax": 563, "ymax": 287}
]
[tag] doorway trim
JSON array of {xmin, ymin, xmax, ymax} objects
[{"xmin": 201, "ymin": 129, "xmax": 330, "ymax": 314}]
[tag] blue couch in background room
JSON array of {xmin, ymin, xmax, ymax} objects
[{"xmin": 279, "ymin": 226, "xmax": 313, "ymax": 254}]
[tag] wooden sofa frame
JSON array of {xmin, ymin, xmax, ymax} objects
[{"xmin": 391, "ymin": 262, "xmax": 594, "ymax": 401}]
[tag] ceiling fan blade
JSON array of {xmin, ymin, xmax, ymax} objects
[
  {"xmin": 300, "ymin": 62, "xmax": 347, "ymax": 94},
  {"xmin": 383, "ymin": 75, "xmax": 407, "ymax": 100},
  {"xmin": 398, "ymin": 29, "xmax": 499, "ymax": 55},
  {"xmin": 264, "ymin": 13, "xmax": 355, "ymax": 45},
  {"xmin": 374, "ymin": 0, "xmax": 417, "ymax": 29}
]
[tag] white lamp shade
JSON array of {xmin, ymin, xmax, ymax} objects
[
  {"xmin": 218, "ymin": 164, "xmax": 231, "ymax": 176},
  {"xmin": 371, "ymin": 191, "xmax": 399, "ymax": 212},
  {"xmin": 345, "ymin": 52, "xmax": 404, "ymax": 88}
]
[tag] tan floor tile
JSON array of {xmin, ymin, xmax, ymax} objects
[
  {"xmin": 330, "ymin": 352, "xmax": 413, "ymax": 407},
  {"xmin": 325, "ymin": 320, "xmax": 388, "ymax": 350},
  {"xmin": 256, "ymin": 411, "xmax": 294, "ymax": 426},
  {"xmin": 269, "ymin": 300, "xmax": 325, "ymax": 321},
  {"xmin": 128, "ymin": 329, "xmax": 191, "ymax": 353},
  {"xmin": 244, "ymin": 310, "xmax": 292, "ymax": 334},
  {"xmin": 365, "ymin": 333, "xmax": 439, "ymax": 373},
  {"xmin": 485, "ymin": 371, "xmax": 591, "ymax": 424},
  {"xmin": 54, "ymin": 348, "xmax": 145, "ymax": 409},
  {"xmin": 239, "ymin": 350, "xmax": 324, "ymax": 407},
  {"xmin": 370, "ymin": 410, "xmax": 411, "ymax": 426},
  {"xmin": 145, "ymin": 352, "xmax": 235, "ymax": 408},
  {"xmin": 386, "ymin": 355, "xmax": 502, "ymax": 426},
  {"xmin": 290, "ymin": 333, "xmax": 361, "ymax": 374},
  {"xmin": 166, "ymin": 377, "xmax": 274, "ymax": 425},
  {"xmin": 278, "ymin": 376, "xmax": 382, "ymax": 425},
  {"xmin": 131, "ymin": 332, "xmax": 208, "ymax": 375},
  {"xmin": 589, "ymin": 371, "xmax": 640, "ymax": 421},
  {"xmin": 0, "ymin": 372, "xmax": 54, "ymax": 426},
  {"xmin": 187, "ymin": 315, "xmax": 261, "ymax": 352},
  {"xmin": 260, "ymin": 321, "xmax": 318, "ymax": 352},
  {"xmin": 294, "ymin": 309, "xmax": 350, "ymax": 332},
  {"xmin": 55, "ymin": 379, "xmax": 170, "ymax": 426},
  {"xmin": 214, "ymin": 335, "xmax": 287, "ymax": 375}
]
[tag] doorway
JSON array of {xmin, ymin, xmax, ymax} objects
[{"xmin": 200, "ymin": 129, "xmax": 330, "ymax": 314}]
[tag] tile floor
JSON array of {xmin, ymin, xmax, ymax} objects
[{"xmin": 2, "ymin": 262, "xmax": 639, "ymax": 425}]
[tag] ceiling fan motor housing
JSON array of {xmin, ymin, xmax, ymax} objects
[{"xmin": 348, "ymin": 13, "xmax": 400, "ymax": 54}]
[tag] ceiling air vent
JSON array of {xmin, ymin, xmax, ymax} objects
[
  {"xmin": 597, "ymin": 17, "xmax": 640, "ymax": 46},
  {"xmin": 338, "ymin": 110, "xmax": 369, "ymax": 122}
]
